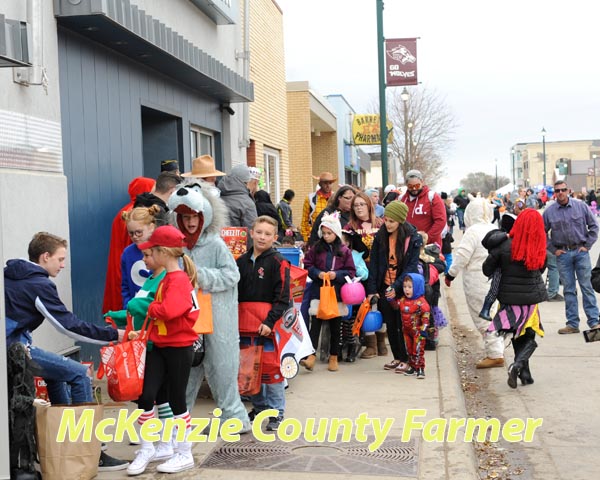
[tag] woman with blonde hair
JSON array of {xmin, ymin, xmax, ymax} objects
[{"xmin": 120, "ymin": 205, "xmax": 161, "ymax": 308}]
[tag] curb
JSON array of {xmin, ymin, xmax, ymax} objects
[{"xmin": 436, "ymin": 291, "xmax": 479, "ymax": 479}]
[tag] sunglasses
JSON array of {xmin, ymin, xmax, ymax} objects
[
  {"xmin": 555, "ymin": 188, "xmax": 568, "ymax": 193},
  {"xmin": 408, "ymin": 183, "xmax": 422, "ymax": 190}
]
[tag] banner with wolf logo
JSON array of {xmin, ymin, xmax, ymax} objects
[{"xmin": 385, "ymin": 38, "xmax": 418, "ymax": 86}]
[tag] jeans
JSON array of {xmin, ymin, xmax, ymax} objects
[
  {"xmin": 456, "ymin": 209, "xmax": 466, "ymax": 230},
  {"xmin": 556, "ymin": 249, "xmax": 599, "ymax": 328},
  {"xmin": 29, "ymin": 346, "xmax": 92, "ymax": 404},
  {"xmin": 546, "ymin": 250, "xmax": 560, "ymax": 298},
  {"xmin": 251, "ymin": 382, "xmax": 285, "ymax": 417}
]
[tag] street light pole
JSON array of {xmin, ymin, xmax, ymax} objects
[
  {"xmin": 376, "ymin": 0, "xmax": 388, "ymax": 188},
  {"xmin": 511, "ymin": 148, "xmax": 515, "ymax": 184},
  {"xmin": 495, "ymin": 158, "xmax": 498, "ymax": 189},
  {"xmin": 401, "ymin": 87, "xmax": 409, "ymax": 173},
  {"xmin": 541, "ymin": 127, "xmax": 547, "ymax": 186},
  {"xmin": 594, "ymin": 154, "xmax": 597, "ymax": 191}
]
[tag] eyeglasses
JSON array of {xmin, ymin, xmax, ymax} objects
[
  {"xmin": 407, "ymin": 183, "xmax": 422, "ymax": 190},
  {"xmin": 353, "ymin": 202, "xmax": 369, "ymax": 208},
  {"xmin": 128, "ymin": 229, "xmax": 145, "ymax": 237},
  {"xmin": 555, "ymin": 188, "xmax": 568, "ymax": 193}
]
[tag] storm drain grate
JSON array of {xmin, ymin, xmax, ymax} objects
[{"xmin": 200, "ymin": 435, "xmax": 418, "ymax": 477}]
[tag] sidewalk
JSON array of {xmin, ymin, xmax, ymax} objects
[
  {"xmin": 97, "ymin": 291, "xmax": 479, "ymax": 479},
  {"xmin": 444, "ymin": 237, "xmax": 600, "ymax": 480}
]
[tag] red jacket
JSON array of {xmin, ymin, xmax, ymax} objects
[
  {"xmin": 401, "ymin": 186, "xmax": 447, "ymax": 248},
  {"xmin": 102, "ymin": 177, "xmax": 155, "ymax": 313},
  {"xmin": 148, "ymin": 271, "xmax": 199, "ymax": 347}
]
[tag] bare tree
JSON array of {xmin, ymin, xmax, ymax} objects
[
  {"xmin": 460, "ymin": 172, "xmax": 511, "ymax": 195},
  {"xmin": 371, "ymin": 87, "xmax": 457, "ymax": 187}
]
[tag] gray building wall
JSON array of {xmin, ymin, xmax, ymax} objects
[
  {"xmin": 1, "ymin": 1, "xmax": 69, "ymax": 476},
  {"xmin": 58, "ymin": 27, "xmax": 229, "ymax": 352}
]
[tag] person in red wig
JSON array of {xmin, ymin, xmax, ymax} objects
[{"xmin": 481, "ymin": 209, "xmax": 548, "ymax": 389}]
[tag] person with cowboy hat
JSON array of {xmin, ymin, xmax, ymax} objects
[
  {"xmin": 181, "ymin": 155, "xmax": 226, "ymax": 186},
  {"xmin": 300, "ymin": 171, "xmax": 337, "ymax": 243}
]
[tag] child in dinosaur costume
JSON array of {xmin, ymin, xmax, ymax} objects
[{"xmin": 169, "ymin": 182, "xmax": 250, "ymax": 431}]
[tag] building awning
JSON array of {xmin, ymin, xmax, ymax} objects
[
  {"xmin": 0, "ymin": 14, "xmax": 31, "ymax": 67},
  {"xmin": 54, "ymin": 0, "xmax": 253, "ymax": 103}
]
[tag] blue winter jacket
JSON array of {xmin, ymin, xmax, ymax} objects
[{"xmin": 4, "ymin": 259, "xmax": 118, "ymax": 346}]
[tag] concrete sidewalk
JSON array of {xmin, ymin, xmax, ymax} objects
[
  {"xmin": 97, "ymin": 290, "xmax": 479, "ymax": 479},
  {"xmin": 444, "ymin": 237, "xmax": 600, "ymax": 480}
]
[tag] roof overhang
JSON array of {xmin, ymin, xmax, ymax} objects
[
  {"xmin": 53, "ymin": 0, "xmax": 253, "ymax": 103},
  {"xmin": 0, "ymin": 14, "xmax": 31, "ymax": 67},
  {"xmin": 188, "ymin": 0, "xmax": 238, "ymax": 25}
]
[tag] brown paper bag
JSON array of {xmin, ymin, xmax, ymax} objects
[{"xmin": 36, "ymin": 403, "xmax": 103, "ymax": 480}]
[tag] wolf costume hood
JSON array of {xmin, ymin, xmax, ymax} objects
[
  {"xmin": 168, "ymin": 182, "xmax": 249, "ymax": 427},
  {"xmin": 168, "ymin": 182, "xmax": 229, "ymax": 249}
]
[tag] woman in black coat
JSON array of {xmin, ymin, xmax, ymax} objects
[
  {"xmin": 254, "ymin": 190, "xmax": 283, "ymax": 233},
  {"xmin": 482, "ymin": 209, "xmax": 548, "ymax": 389}
]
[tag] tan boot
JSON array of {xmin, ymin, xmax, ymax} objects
[
  {"xmin": 476, "ymin": 357, "xmax": 504, "ymax": 369},
  {"xmin": 328, "ymin": 355, "xmax": 339, "ymax": 371},
  {"xmin": 300, "ymin": 354, "xmax": 316, "ymax": 371},
  {"xmin": 360, "ymin": 334, "xmax": 377, "ymax": 359},
  {"xmin": 375, "ymin": 331, "xmax": 388, "ymax": 356}
]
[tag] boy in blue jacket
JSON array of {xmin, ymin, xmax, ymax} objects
[{"xmin": 4, "ymin": 232, "xmax": 127, "ymax": 470}]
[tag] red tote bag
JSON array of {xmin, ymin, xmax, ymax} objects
[{"xmin": 97, "ymin": 313, "xmax": 152, "ymax": 402}]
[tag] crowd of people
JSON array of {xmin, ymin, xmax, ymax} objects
[{"xmin": 7, "ymin": 157, "xmax": 600, "ymax": 477}]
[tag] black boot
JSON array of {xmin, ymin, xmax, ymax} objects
[
  {"xmin": 517, "ymin": 337, "xmax": 537, "ymax": 385},
  {"xmin": 479, "ymin": 298, "xmax": 494, "ymax": 321},
  {"xmin": 508, "ymin": 332, "xmax": 537, "ymax": 389},
  {"xmin": 519, "ymin": 360, "xmax": 535, "ymax": 385}
]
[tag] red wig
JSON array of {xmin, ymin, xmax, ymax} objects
[{"xmin": 510, "ymin": 209, "xmax": 546, "ymax": 271}]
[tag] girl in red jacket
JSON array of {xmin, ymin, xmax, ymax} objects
[{"xmin": 127, "ymin": 225, "xmax": 199, "ymax": 476}]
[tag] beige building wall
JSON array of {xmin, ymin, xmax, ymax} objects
[
  {"xmin": 520, "ymin": 140, "xmax": 597, "ymax": 187},
  {"xmin": 247, "ymin": 0, "xmax": 289, "ymax": 200},
  {"xmin": 311, "ymin": 132, "xmax": 338, "ymax": 182},
  {"xmin": 287, "ymin": 90, "xmax": 313, "ymax": 226}
]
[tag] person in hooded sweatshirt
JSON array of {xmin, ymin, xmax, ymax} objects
[
  {"xmin": 4, "ymin": 232, "xmax": 128, "ymax": 471},
  {"xmin": 445, "ymin": 198, "xmax": 505, "ymax": 369},
  {"xmin": 400, "ymin": 169, "xmax": 447, "ymax": 248},
  {"xmin": 217, "ymin": 164, "xmax": 258, "ymax": 230}
]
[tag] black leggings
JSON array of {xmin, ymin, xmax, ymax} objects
[
  {"xmin": 379, "ymin": 295, "xmax": 408, "ymax": 362},
  {"xmin": 310, "ymin": 316, "xmax": 341, "ymax": 356},
  {"xmin": 137, "ymin": 345, "xmax": 193, "ymax": 415}
]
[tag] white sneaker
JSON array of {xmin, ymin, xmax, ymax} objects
[
  {"xmin": 127, "ymin": 448, "xmax": 155, "ymax": 476},
  {"xmin": 153, "ymin": 441, "xmax": 174, "ymax": 462},
  {"xmin": 156, "ymin": 451, "xmax": 194, "ymax": 473}
]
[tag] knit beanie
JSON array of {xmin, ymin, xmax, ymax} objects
[
  {"xmin": 318, "ymin": 211, "xmax": 343, "ymax": 239},
  {"xmin": 384, "ymin": 201, "xmax": 408, "ymax": 224}
]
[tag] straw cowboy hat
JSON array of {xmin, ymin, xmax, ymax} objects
[
  {"xmin": 312, "ymin": 171, "xmax": 337, "ymax": 183},
  {"xmin": 181, "ymin": 155, "xmax": 225, "ymax": 178}
]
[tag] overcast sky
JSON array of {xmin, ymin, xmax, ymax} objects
[{"xmin": 277, "ymin": 0, "xmax": 600, "ymax": 192}]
